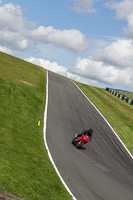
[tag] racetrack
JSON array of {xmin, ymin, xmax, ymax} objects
[{"xmin": 46, "ymin": 71, "xmax": 133, "ymax": 200}]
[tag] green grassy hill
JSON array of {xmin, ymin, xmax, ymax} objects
[{"xmin": 0, "ymin": 51, "xmax": 72, "ymax": 200}]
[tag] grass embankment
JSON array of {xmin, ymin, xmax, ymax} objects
[
  {"xmin": 74, "ymin": 81, "xmax": 133, "ymax": 155},
  {"xmin": 0, "ymin": 52, "xmax": 72, "ymax": 200}
]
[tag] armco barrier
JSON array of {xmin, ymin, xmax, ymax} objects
[
  {"xmin": 106, "ymin": 88, "xmax": 133, "ymax": 106},
  {"xmin": 128, "ymin": 98, "xmax": 133, "ymax": 105}
]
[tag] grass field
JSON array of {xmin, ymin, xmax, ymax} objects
[
  {"xmin": 0, "ymin": 52, "xmax": 72, "ymax": 200},
  {"xmin": 74, "ymin": 81, "xmax": 133, "ymax": 155}
]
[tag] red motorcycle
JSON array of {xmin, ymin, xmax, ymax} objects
[{"xmin": 72, "ymin": 134, "xmax": 89, "ymax": 149}]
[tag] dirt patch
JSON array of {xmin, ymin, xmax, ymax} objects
[
  {"xmin": 0, "ymin": 189, "xmax": 27, "ymax": 200},
  {"xmin": 18, "ymin": 80, "xmax": 35, "ymax": 86}
]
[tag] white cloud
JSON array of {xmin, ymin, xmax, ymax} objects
[
  {"xmin": 0, "ymin": 30, "xmax": 28, "ymax": 50},
  {"xmin": 0, "ymin": 3, "xmax": 32, "ymax": 51},
  {"xmin": 0, "ymin": 45, "xmax": 16, "ymax": 55},
  {"xmin": 106, "ymin": 0, "xmax": 133, "ymax": 39},
  {"xmin": 69, "ymin": 38, "xmax": 133, "ymax": 90},
  {"xmin": 72, "ymin": 0, "xmax": 95, "ymax": 13},
  {"xmin": 70, "ymin": 57, "xmax": 118, "ymax": 83},
  {"xmin": 93, "ymin": 39, "xmax": 133, "ymax": 68},
  {"xmin": 29, "ymin": 26, "xmax": 89, "ymax": 53},
  {"xmin": 70, "ymin": 56, "xmax": 133, "ymax": 90},
  {"xmin": 0, "ymin": 3, "xmax": 89, "ymax": 53},
  {"xmin": 0, "ymin": 3, "xmax": 25, "ymax": 32},
  {"xmin": 25, "ymin": 56, "xmax": 68, "ymax": 76},
  {"xmin": 106, "ymin": 0, "xmax": 133, "ymax": 20},
  {"xmin": 125, "ymin": 14, "xmax": 133, "ymax": 38}
]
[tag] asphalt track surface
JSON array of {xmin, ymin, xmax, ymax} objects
[{"xmin": 46, "ymin": 71, "xmax": 133, "ymax": 200}]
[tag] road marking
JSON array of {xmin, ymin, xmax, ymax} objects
[{"xmin": 43, "ymin": 71, "xmax": 77, "ymax": 200}]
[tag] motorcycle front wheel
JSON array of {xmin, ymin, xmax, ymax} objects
[{"xmin": 76, "ymin": 141, "xmax": 84, "ymax": 149}]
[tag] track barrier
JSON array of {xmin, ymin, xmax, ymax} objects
[{"xmin": 106, "ymin": 88, "xmax": 133, "ymax": 106}]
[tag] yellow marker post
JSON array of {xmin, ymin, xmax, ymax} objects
[{"xmin": 38, "ymin": 120, "xmax": 40, "ymax": 126}]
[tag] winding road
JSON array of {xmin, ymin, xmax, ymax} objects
[{"xmin": 46, "ymin": 71, "xmax": 133, "ymax": 200}]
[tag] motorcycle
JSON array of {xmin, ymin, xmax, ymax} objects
[{"xmin": 72, "ymin": 133, "xmax": 89, "ymax": 149}]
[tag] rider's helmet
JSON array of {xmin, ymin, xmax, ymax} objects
[
  {"xmin": 89, "ymin": 129, "xmax": 93, "ymax": 133},
  {"xmin": 88, "ymin": 129, "xmax": 93, "ymax": 136}
]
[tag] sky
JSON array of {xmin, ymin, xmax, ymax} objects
[{"xmin": 0, "ymin": 0, "xmax": 133, "ymax": 91}]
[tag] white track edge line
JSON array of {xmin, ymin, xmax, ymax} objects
[
  {"xmin": 43, "ymin": 70, "xmax": 77, "ymax": 200},
  {"xmin": 72, "ymin": 80, "xmax": 133, "ymax": 160}
]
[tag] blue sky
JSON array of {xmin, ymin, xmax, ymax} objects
[{"xmin": 0, "ymin": 0, "xmax": 133, "ymax": 91}]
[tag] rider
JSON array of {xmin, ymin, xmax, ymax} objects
[{"xmin": 75, "ymin": 129, "xmax": 93, "ymax": 142}]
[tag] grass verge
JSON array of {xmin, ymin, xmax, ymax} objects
[
  {"xmin": 0, "ymin": 52, "xmax": 72, "ymax": 200},
  {"xmin": 74, "ymin": 81, "xmax": 133, "ymax": 155}
]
